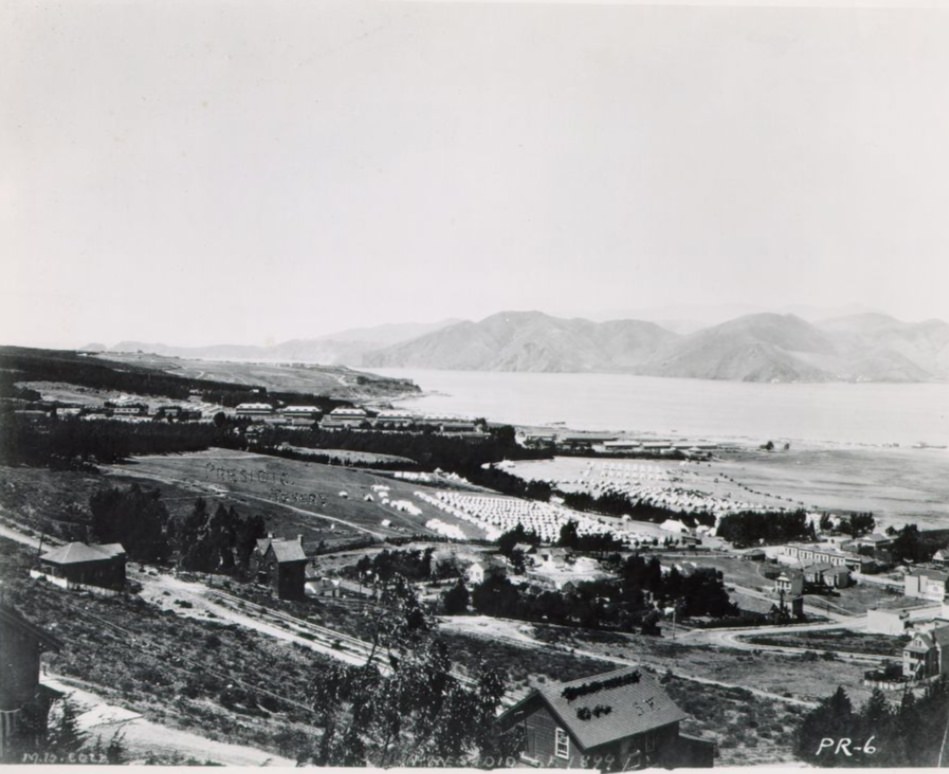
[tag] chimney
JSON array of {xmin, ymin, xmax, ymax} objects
[{"xmin": 297, "ymin": 534, "xmax": 304, "ymax": 546}]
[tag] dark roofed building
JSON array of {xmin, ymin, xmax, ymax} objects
[
  {"xmin": 498, "ymin": 666, "xmax": 713, "ymax": 770},
  {"xmin": 0, "ymin": 603, "xmax": 62, "ymax": 760},
  {"xmin": 250, "ymin": 536, "xmax": 307, "ymax": 600},
  {"xmin": 34, "ymin": 542, "xmax": 126, "ymax": 591}
]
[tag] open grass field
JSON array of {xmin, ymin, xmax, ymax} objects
[
  {"xmin": 529, "ymin": 623, "xmax": 874, "ymax": 708},
  {"xmin": 745, "ymin": 629, "xmax": 906, "ymax": 657},
  {"xmin": 104, "ymin": 448, "xmax": 491, "ymax": 543}
]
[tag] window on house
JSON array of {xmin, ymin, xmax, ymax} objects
[{"xmin": 555, "ymin": 728, "xmax": 570, "ymax": 759}]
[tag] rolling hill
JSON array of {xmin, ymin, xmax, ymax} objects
[
  {"xmin": 360, "ymin": 311, "xmax": 678, "ymax": 372},
  {"xmin": 361, "ymin": 311, "xmax": 949, "ymax": 382},
  {"xmin": 84, "ymin": 310, "xmax": 949, "ymax": 383}
]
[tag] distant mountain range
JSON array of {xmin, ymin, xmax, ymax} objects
[
  {"xmin": 88, "ymin": 319, "xmax": 461, "ymax": 367},
  {"xmin": 89, "ymin": 311, "xmax": 949, "ymax": 383}
]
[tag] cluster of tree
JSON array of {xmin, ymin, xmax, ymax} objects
[
  {"xmin": 716, "ymin": 509, "xmax": 813, "ymax": 547},
  {"xmin": 442, "ymin": 578, "xmax": 471, "ymax": 614},
  {"xmin": 795, "ymin": 681, "xmax": 949, "ymax": 767},
  {"xmin": 303, "ymin": 579, "xmax": 516, "ymax": 767},
  {"xmin": 557, "ymin": 520, "xmax": 625, "ymax": 552},
  {"xmin": 838, "ymin": 512, "xmax": 876, "ymax": 538},
  {"xmin": 611, "ymin": 554, "xmax": 736, "ymax": 618},
  {"xmin": 470, "ymin": 556, "xmax": 734, "ymax": 632},
  {"xmin": 0, "ymin": 414, "xmax": 236, "ymax": 469},
  {"xmin": 0, "ymin": 372, "xmax": 42, "ymax": 401},
  {"xmin": 166, "ymin": 497, "xmax": 266, "ymax": 574},
  {"xmin": 90, "ymin": 484, "xmax": 172, "ymax": 563},
  {"xmin": 885, "ymin": 523, "xmax": 947, "ymax": 564},
  {"xmin": 89, "ymin": 485, "xmax": 265, "ymax": 573},
  {"xmin": 557, "ymin": 490, "xmax": 716, "ymax": 529},
  {"xmin": 352, "ymin": 548, "xmax": 435, "ymax": 584}
]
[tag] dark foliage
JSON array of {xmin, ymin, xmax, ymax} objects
[
  {"xmin": 90, "ymin": 483, "xmax": 171, "ymax": 563},
  {"xmin": 716, "ymin": 509, "xmax": 813, "ymax": 547},
  {"xmin": 795, "ymin": 680, "xmax": 949, "ymax": 767},
  {"xmin": 559, "ymin": 490, "xmax": 716, "ymax": 529}
]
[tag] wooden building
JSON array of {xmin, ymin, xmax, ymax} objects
[
  {"xmin": 903, "ymin": 625, "xmax": 949, "ymax": 681},
  {"xmin": 251, "ymin": 536, "xmax": 307, "ymax": 600},
  {"xmin": 498, "ymin": 666, "xmax": 714, "ymax": 770},
  {"xmin": 0, "ymin": 603, "xmax": 62, "ymax": 760},
  {"xmin": 35, "ymin": 542, "xmax": 126, "ymax": 591}
]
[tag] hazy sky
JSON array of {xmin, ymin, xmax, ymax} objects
[{"xmin": 4, "ymin": 1, "xmax": 949, "ymax": 347}]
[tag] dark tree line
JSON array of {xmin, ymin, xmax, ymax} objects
[
  {"xmin": 795, "ymin": 681, "xmax": 949, "ymax": 767},
  {"xmin": 0, "ymin": 414, "xmax": 236, "ymax": 469},
  {"xmin": 557, "ymin": 519, "xmax": 626, "ymax": 552},
  {"xmin": 351, "ymin": 548, "xmax": 435, "ymax": 585},
  {"xmin": 558, "ymin": 490, "xmax": 716, "ymax": 529},
  {"xmin": 470, "ymin": 555, "xmax": 735, "ymax": 632},
  {"xmin": 89, "ymin": 484, "xmax": 265, "ymax": 573},
  {"xmin": 264, "ymin": 425, "xmax": 549, "ymax": 474},
  {"xmin": 716, "ymin": 509, "xmax": 813, "ymax": 547}
]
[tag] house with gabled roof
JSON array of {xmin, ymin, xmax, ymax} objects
[
  {"xmin": 250, "ymin": 535, "xmax": 308, "ymax": 600},
  {"xmin": 0, "ymin": 603, "xmax": 62, "ymax": 760},
  {"xmin": 903, "ymin": 625, "xmax": 949, "ymax": 681},
  {"xmin": 33, "ymin": 542, "xmax": 126, "ymax": 591},
  {"xmin": 498, "ymin": 666, "xmax": 713, "ymax": 770}
]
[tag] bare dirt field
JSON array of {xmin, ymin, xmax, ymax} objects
[{"xmin": 509, "ymin": 447, "xmax": 949, "ymax": 532}]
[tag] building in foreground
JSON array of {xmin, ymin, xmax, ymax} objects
[
  {"xmin": 33, "ymin": 542, "xmax": 127, "ymax": 591},
  {"xmin": 0, "ymin": 603, "xmax": 62, "ymax": 760},
  {"xmin": 498, "ymin": 666, "xmax": 714, "ymax": 770},
  {"xmin": 251, "ymin": 536, "xmax": 308, "ymax": 600},
  {"xmin": 903, "ymin": 625, "xmax": 949, "ymax": 680}
]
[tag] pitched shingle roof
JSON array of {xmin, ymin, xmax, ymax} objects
[
  {"xmin": 40, "ymin": 542, "xmax": 126, "ymax": 565},
  {"xmin": 511, "ymin": 667, "xmax": 686, "ymax": 749},
  {"xmin": 267, "ymin": 538, "xmax": 307, "ymax": 564},
  {"xmin": 0, "ymin": 603, "xmax": 62, "ymax": 652}
]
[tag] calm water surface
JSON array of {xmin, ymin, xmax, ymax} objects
[{"xmin": 373, "ymin": 369, "xmax": 949, "ymax": 448}]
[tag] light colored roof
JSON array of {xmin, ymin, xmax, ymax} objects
[
  {"xmin": 40, "ymin": 542, "xmax": 125, "ymax": 565},
  {"xmin": 330, "ymin": 407, "xmax": 367, "ymax": 416},
  {"xmin": 236, "ymin": 403, "xmax": 273, "ymax": 410},
  {"xmin": 267, "ymin": 538, "xmax": 307, "ymax": 564},
  {"xmin": 281, "ymin": 405, "xmax": 321, "ymax": 414},
  {"xmin": 517, "ymin": 667, "xmax": 686, "ymax": 749}
]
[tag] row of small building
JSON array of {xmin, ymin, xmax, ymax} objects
[
  {"xmin": 520, "ymin": 432, "xmax": 728, "ymax": 458},
  {"xmin": 28, "ymin": 535, "xmax": 311, "ymax": 601},
  {"xmin": 240, "ymin": 404, "xmax": 482, "ymax": 433}
]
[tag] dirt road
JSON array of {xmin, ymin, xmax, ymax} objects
[{"xmin": 43, "ymin": 674, "xmax": 294, "ymax": 766}]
